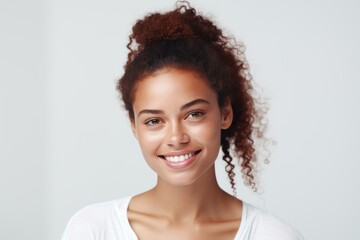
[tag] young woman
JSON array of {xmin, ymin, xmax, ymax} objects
[{"xmin": 62, "ymin": 2, "xmax": 304, "ymax": 240}]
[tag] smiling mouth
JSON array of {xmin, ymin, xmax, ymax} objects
[{"xmin": 159, "ymin": 150, "xmax": 202, "ymax": 163}]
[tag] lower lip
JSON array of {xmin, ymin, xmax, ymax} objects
[{"xmin": 162, "ymin": 152, "xmax": 199, "ymax": 170}]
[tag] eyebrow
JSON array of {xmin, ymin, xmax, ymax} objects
[
  {"xmin": 180, "ymin": 99, "xmax": 210, "ymax": 111},
  {"xmin": 137, "ymin": 99, "xmax": 210, "ymax": 117}
]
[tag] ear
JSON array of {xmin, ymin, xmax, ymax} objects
[
  {"xmin": 131, "ymin": 120, "xmax": 138, "ymax": 140},
  {"xmin": 221, "ymin": 100, "xmax": 233, "ymax": 130}
]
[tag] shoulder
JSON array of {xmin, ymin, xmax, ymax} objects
[
  {"xmin": 61, "ymin": 197, "xmax": 132, "ymax": 240},
  {"xmin": 240, "ymin": 203, "xmax": 304, "ymax": 240}
]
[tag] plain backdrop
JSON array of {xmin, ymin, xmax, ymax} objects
[{"xmin": 1, "ymin": 0, "xmax": 360, "ymax": 239}]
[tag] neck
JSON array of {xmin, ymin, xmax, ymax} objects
[{"xmin": 149, "ymin": 165, "xmax": 229, "ymax": 222}]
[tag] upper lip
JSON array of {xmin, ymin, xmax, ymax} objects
[{"xmin": 158, "ymin": 149, "xmax": 202, "ymax": 158}]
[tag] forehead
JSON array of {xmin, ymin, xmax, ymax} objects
[{"xmin": 132, "ymin": 68, "xmax": 217, "ymax": 111}]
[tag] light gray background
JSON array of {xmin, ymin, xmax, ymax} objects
[{"xmin": 1, "ymin": 0, "xmax": 359, "ymax": 239}]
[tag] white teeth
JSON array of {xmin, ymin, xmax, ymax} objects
[{"xmin": 164, "ymin": 152, "xmax": 195, "ymax": 163}]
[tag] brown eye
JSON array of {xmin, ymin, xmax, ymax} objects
[
  {"xmin": 187, "ymin": 111, "xmax": 204, "ymax": 119},
  {"xmin": 145, "ymin": 118, "xmax": 161, "ymax": 126}
]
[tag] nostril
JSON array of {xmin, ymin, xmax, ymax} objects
[{"xmin": 165, "ymin": 123, "xmax": 190, "ymax": 146}]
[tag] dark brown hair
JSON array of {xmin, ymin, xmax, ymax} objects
[{"xmin": 117, "ymin": 2, "xmax": 268, "ymax": 193}]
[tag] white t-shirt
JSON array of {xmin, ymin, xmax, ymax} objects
[{"xmin": 62, "ymin": 196, "xmax": 304, "ymax": 240}]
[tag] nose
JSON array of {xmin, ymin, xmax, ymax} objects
[{"xmin": 166, "ymin": 121, "xmax": 190, "ymax": 147}]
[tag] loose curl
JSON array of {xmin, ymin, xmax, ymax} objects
[{"xmin": 117, "ymin": 1, "xmax": 269, "ymax": 193}]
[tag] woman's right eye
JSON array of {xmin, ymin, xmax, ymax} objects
[{"xmin": 144, "ymin": 118, "xmax": 161, "ymax": 126}]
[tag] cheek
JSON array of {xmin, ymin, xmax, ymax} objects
[
  {"xmin": 137, "ymin": 130, "xmax": 163, "ymax": 153},
  {"xmin": 189, "ymin": 119, "xmax": 222, "ymax": 145}
]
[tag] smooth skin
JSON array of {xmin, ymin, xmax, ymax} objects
[{"xmin": 129, "ymin": 67, "xmax": 243, "ymax": 240}]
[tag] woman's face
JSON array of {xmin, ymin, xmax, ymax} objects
[{"xmin": 131, "ymin": 68, "xmax": 232, "ymax": 186}]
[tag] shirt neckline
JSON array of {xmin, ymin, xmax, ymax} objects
[{"xmin": 120, "ymin": 196, "xmax": 248, "ymax": 240}]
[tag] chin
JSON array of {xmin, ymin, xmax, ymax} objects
[{"xmin": 159, "ymin": 166, "xmax": 215, "ymax": 187}]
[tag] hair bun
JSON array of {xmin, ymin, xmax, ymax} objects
[{"xmin": 130, "ymin": 3, "xmax": 222, "ymax": 49}]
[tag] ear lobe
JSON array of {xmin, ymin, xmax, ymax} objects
[
  {"xmin": 221, "ymin": 101, "xmax": 233, "ymax": 130},
  {"xmin": 131, "ymin": 121, "xmax": 138, "ymax": 140}
]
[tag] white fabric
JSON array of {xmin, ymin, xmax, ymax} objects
[{"xmin": 62, "ymin": 196, "xmax": 304, "ymax": 240}]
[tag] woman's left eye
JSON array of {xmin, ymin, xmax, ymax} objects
[{"xmin": 187, "ymin": 111, "xmax": 204, "ymax": 119}]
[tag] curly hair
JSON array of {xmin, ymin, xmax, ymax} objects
[{"xmin": 117, "ymin": 1, "xmax": 268, "ymax": 193}]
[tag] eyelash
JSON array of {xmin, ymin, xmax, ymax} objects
[
  {"xmin": 143, "ymin": 111, "xmax": 205, "ymax": 126},
  {"xmin": 186, "ymin": 111, "xmax": 205, "ymax": 119},
  {"xmin": 144, "ymin": 118, "xmax": 162, "ymax": 126}
]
